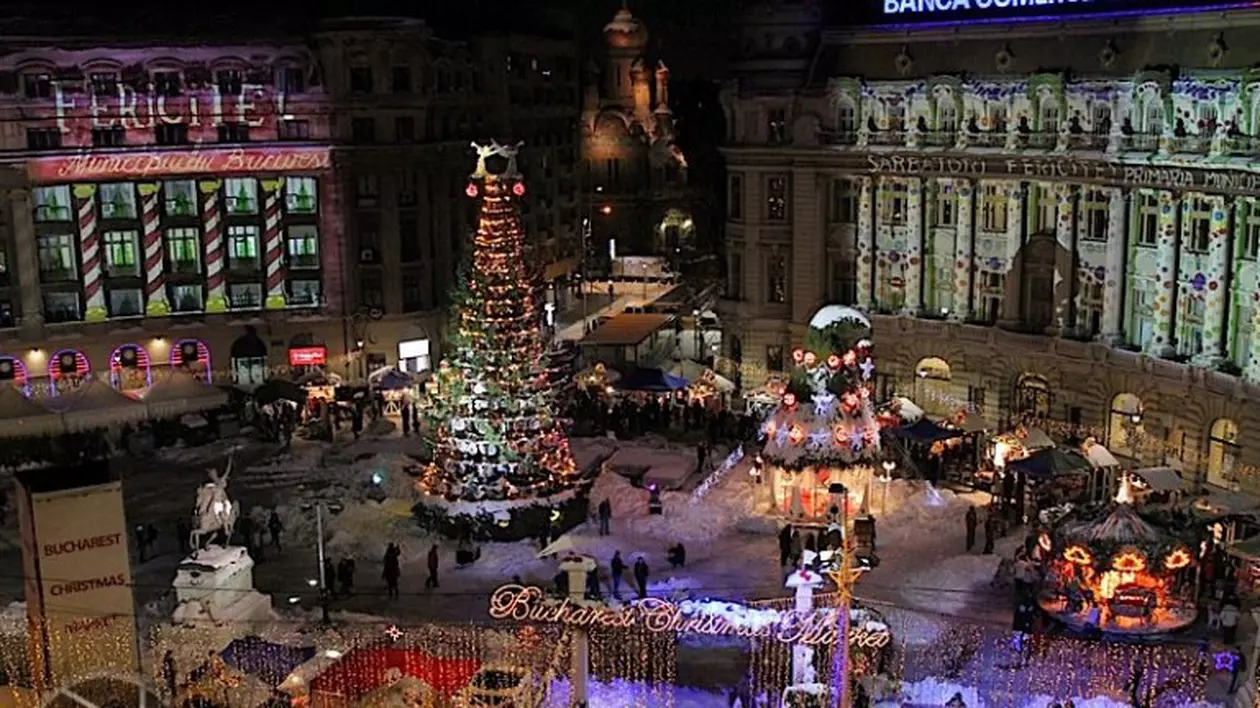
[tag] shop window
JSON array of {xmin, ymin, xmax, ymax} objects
[
  {"xmin": 103, "ymin": 230, "xmax": 140, "ymax": 277},
  {"xmin": 1014, "ymin": 373, "xmax": 1051, "ymax": 418},
  {"xmin": 285, "ymin": 177, "xmax": 318, "ymax": 214},
  {"xmin": 286, "ymin": 226, "xmax": 319, "ymax": 269},
  {"xmin": 287, "ymin": 280, "xmax": 321, "ymax": 306},
  {"xmin": 33, "ymin": 186, "xmax": 72, "ymax": 222},
  {"xmin": 43, "ymin": 292, "xmax": 80, "ymax": 323},
  {"xmin": 228, "ymin": 225, "xmax": 260, "ymax": 269},
  {"xmin": 107, "ymin": 287, "xmax": 143, "ymax": 318},
  {"xmin": 166, "ymin": 227, "xmax": 201, "ymax": 273},
  {"xmin": 99, "ymin": 183, "xmax": 137, "ymax": 220},
  {"xmin": 224, "ymin": 178, "xmax": 258, "ymax": 215},
  {"xmin": 163, "ymin": 180, "xmax": 198, "ymax": 216},
  {"xmin": 169, "ymin": 284, "xmax": 203, "ymax": 312}
]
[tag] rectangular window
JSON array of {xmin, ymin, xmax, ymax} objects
[
  {"xmin": 91, "ymin": 126, "xmax": 126, "ymax": 147},
  {"xmin": 765, "ymin": 175, "xmax": 788, "ymax": 222},
  {"xmin": 227, "ymin": 282, "xmax": 262, "ymax": 309},
  {"xmin": 107, "ymin": 287, "xmax": 143, "ymax": 318},
  {"xmin": 278, "ymin": 66, "xmax": 305, "ymax": 94},
  {"xmin": 402, "ymin": 274, "xmax": 425, "ymax": 312},
  {"xmin": 152, "ymin": 70, "xmax": 182, "ymax": 97},
  {"xmin": 352, "ymin": 117, "xmax": 376, "ymax": 143},
  {"xmin": 767, "ymin": 108, "xmax": 787, "ymax": 144},
  {"xmin": 980, "ymin": 184, "xmax": 1008, "ymax": 232},
  {"xmin": 726, "ymin": 252, "xmax": 744, "ymax": 300},
  {"xmin": 155, "ymin": 123, "xmax": 188, "ymax": 145},
  {"xmin": 766, "ymin": 253, "xmax": 787, "ymax": 304},
  {"xmin": 223, "ymin": 178, "xmax": 258, "ymax": 215},
  {"xmin": 880, "ymin": 181, "xmax": 907, "ymax": 226},
  {"xmin": 23, "ymin": 73, "xmax": 51, "ymax": 99},
  {"xmin": 103, "ymin": 230, "xmax": 140, "ymax": 277},
  {"xmin": 728, "ymin": 174, "xmax": 744, "ymax": 220},
  {"xmin": 933, "ymin": 186, "xmax": 956, "ymax": 227},
  {"xmin": 217, "ymin": 123, "xmax": 250, "ymax": 143},
  {"xmin": 33, "ymin": 186, "xmax": 72, "ymax": 222},
  {"xmin": 1245, "ymin": 205, "xmax": 1260, "ymax": 260},
  {"xmin": 831, "ymin": 256, "xmax": 857, "ymax": 304},
  {"xmin": 227, "ymin": 225, "xmax": 260, "ymax": 268},
  {"xmin": 99, "ymin": 183, "xmax": 137, "ymax": 220},
  {"xmin": 215, "ymin": 69, "xmax": 242, "ymax": 95},
  {"xmin": 163, "ymin": 180, "xmax": 197, "ymax": 217},
  {"xmin": 1130, "ymin": 282, "xmax": 1156, "ymax": 349},
  {"xmin": 285, "ymin": 225, "xmax": 319, "ymax": 269},
  {"xmin": 1082, "ymin": 189, "xmax": 1110, "ymax": 242},
  {"xmin": 355, "ymin": 174, "xmax": 379, "ymax": 206},
  {"xmin": 285, "ymin": 177, "xmax": 318, "ymax": 214},
  {"xmin": 287, "ymin": 280, "xmax": 321, "ymax": 306},
  {"xmin": 43, "ymin": 292, "xmax": 80, "ymax": 323},
  {"xmin": 165, "ymin": 227, "xmax": 201, "ymax": 273},
  {"xmin": 391, "ymin": 66, "xmax": 411, "ymax": 93},
  {"xmin": 278, "ymin": 119, "xmax": 310, "ymax": 140},
  {"xmin": 399, "ymin": 216, "xmax": 421, "ymax": 262},
  {"xmin": 396, "ymin": 116, "xmax": 415, "ymax": 143},
  {"xmin": 829, "ymin": 179, "xmax": 858, "ymax": 224},
  {"xmin": 169, "ymin": 283, "xmax": 203, "ymax": 312},
  {"xmin": 359, "ymin": 270, "xmax": 384, "ymax": 308},
  {"xmin": 1187, "ymin": 197, "xmax": 1212, "ymax": 253},
  {"xmin": 397, "ymin": 171, "xmax": 417, "ymax": 207},
  {"xmin": 91, "ymin": 75, "xmax": 120, "ymax": 95},
  {"xmin": 37, "ymin": 234, "xmax": 76, "ymax": 281},
  {"xmin": 350, "ymin": 66, "xmax": 373, "ymax": 93},
  {"xmin": 1178, "ymin": 293, "xmax": 1206, "ymax": 356},
  {"xmin": 26, "ymin": 128, "xmax": 61, "ymax": 150}
]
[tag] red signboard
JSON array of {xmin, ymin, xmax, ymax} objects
[
  {"xmin": 288, "ymin": 346, "xmax": 327, "ymax": 367},
  {"xmin": 27, "ymin": 146, "xmax": 332, "ymax": 183}
]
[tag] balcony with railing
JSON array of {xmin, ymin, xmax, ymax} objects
[
  {"xmin": 970, "ymin": 132, "xmax": 1005, "ymax": 147},
  {"xmin": 820, "ymin": 130, "xmax": 858, "ymax": 146},
  {"xmin": 1223, "ymin": 135, "xmax": 1260, "ymax": 155},
  {"xmin": 1024, "ymin": 133, "xmax": 1055, "ymax": 149},
  {"xmin": 1120, "ymin": 134, "xmax": 1160, "ymax": 152},
  {"xmin": 921, "ymin": 131, "xmax": 955, "ymax": 147},
  {"xmin": 1169, "ymin": 135, "xmax": 1210, "ymax": 154},
  {"xmin": 868, "ymin": 130, "xmax": 905, "ymax": 146},
  {"xmin": 1067, "ymin": 134, "xmax": 1108, "ymax": 151}
]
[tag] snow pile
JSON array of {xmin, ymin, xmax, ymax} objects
[
  {"xmin": 899, "ymin": 678, "xmax": 979, "ymax": 706},
  {"xmin": 156, "ymin": 437, "xmax": 252, "ymax": 465},
  {"xmin": 592, "ymin": 457, "xmax": 758, "ymax": 545},
  {"xmin": 346, "ymin": 452, "xmax": 423, "ymax": 501},
  {"xmin": 690, "ymin": 445, "xmax": 745, "ymax": 504},
  {"xmin": 325, "ymin": 501, "xmax": 429, "ymax": 563}
]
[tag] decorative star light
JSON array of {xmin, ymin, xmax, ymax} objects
[
  {"xmin": 808, "ymin": 430, "xmax": 831, "ymax": 450},
  {"xmin": 824, "ymin": 548, "xmax": 865, "ymax": 604},
  {"xmin": 813, "ymin": 392, "xmax": 837, "ymax": 418},
  {"xmin": 1214, "ymin": 651, "xmax": 1239, "ymax": 672},
  {"xmin": 849, "ymin": 427, "xmax": 866, "ymax": 451},
  {"xmin": 385, "ymin": 625, "xmax": 404, "ymax": 642},
  {"xmin": 859, "ymin": 357, "xmax": 875, "ymax": 380}
]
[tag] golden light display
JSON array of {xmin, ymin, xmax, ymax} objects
[
  {"xmin": 1063, "ymin": 545, "xmax": 1093, "ymax": 565},
  {"xmin": 1163, "ymin": 547, "xmax": 1193, "ymax": 571},
  {"xmin": 1111, "ymin": 549, "xmax": 1147, "ymax": 573}
]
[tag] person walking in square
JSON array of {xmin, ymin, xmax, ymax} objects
[
  {"xmin": 633, "ymin": 556, "xmax": 649, "ymax": 599},
  {"xmin": 598, "ymin": 498, "xmax": 612, "ymax": 536},
  {"xmin": 426, "ymin": 543, "xmax": 441, "ymax": 589},
  {"xmin": 964, "ymin": 506, "xmax": 978, "ymax": 553},
  {"xmin": 611, "ymin": 551, "xmax": 626, "ymax": 598},
  {"xmin": 383, "ymin": 543, "xmax": 401, "ymax": 599}
]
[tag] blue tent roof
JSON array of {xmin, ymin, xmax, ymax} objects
[
  {"xmin": 220, "ymin": 636, "xmax": 316, "ymax": 686},
  {"xmin": 614, "ymin": 368, "xmax": 689, "ymax": 392},
  {"xmin": 377, "ymin": 370, "xmax": 414, "ymax": 391},
  {"xmin": 1007, "ymin": 447, "xmax": 1092, "ymax": 480},
  {"xmin": 890, "ymin": 418, "xmax": 961, "ymax": 442}
]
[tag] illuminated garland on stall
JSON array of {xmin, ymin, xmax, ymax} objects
[{"xmin": 418, "ymin": 154, "xmax": 578, "ymax": 502}]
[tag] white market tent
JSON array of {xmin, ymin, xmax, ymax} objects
[
  {"xmin": 142, "ymin": 368, "xmax": 229, "ymax": 418},
  {"xmin": 53, "ymin": 376, "xmax": 150, "ymax": 432},
  {"xmin": 894, "ymin": 396, "xmax": 924, "ymax": 422},
  {"xmin": 0, "ymin": 386, "xmax": 64, "ymax": 438},
  {"xmin": 1083, "ymin": 440, "xmax": 1121, "ymax": 468}
]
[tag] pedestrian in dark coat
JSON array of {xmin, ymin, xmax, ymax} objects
[
  {"xmin": 778, "ymin": 525, "xmax": 793, "ymax": 567},
  {"xmin": 965, "ymin": 506, "xmax": 978, "ymax": 552},
  {"xmin": 268, "ymin": 510, "xmax": 284, "ymax": 551},
  {"xmin": 983, "ymin": 512, "xmax": 996, "ymax": 555},
  {"xmin": 611, "ymin": 551, "xmax": 626, "ymax": 597},
  {"xmin": 598, "ymin": 498, "xmax": 612, "ymax": 536},
  {"xmin": 383, "ymin": 543, "xmax": 401, "ymax": 599},
  {"xmin": 426, "ymin": 544, "xmax": 440, "ymax": 589},
  {"xmin": 633, "ymin": 556, "xmax": 649, "ymax": 599}
]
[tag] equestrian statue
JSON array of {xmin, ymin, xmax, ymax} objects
[{"xmin": 189, "ymin": 456, "xmax": 241, "ymax": 554}]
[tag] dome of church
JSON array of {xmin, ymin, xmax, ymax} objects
[{"xmin": 604, "ymin": 4, "xmax": 649, "ymax": 50}]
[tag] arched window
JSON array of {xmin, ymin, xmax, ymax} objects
[
  {"xmin": 915, "ymin": 357, "xmax": 953, "ymax": 415},
  {"xmin": 1014, "ymin": 374, "xmax": 1051, "ymax": 418},
  {"xmin": 1108, "ymin": 393, "xmax": 1145, "ymax": 457},
  {"xmin": 48, "ymin": 349, "xmax": 90, "ymax": 396},
  {"xmin": 1206, "ymin": 418, "xmax": 1240, "ymax": 488}
]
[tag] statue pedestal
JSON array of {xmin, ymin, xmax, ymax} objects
[{"xmin": 172, "ymin": 545, "xmax": 274, "ymax": 626}]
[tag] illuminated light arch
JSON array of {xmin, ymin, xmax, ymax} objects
[
  {"xmin": 48, "ymin": 349, "xmax": 91, "ymax": 396},
  {"xmin": 109, "ymin": 343, "xmax": 152, "ymax": 392},
  {"xmin": 171, "ymin": 338, "xmax": 213, "ymax": 383},
  {"xmin": 0, "ymin": 356, "xmax": 30, "ymax": 395}
]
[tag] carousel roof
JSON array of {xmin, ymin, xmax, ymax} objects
[{"xmin": 1060, "ymin": 503, "xmax": 1167, "ymax": 547}]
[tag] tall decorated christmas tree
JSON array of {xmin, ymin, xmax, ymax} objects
[{"xmin": 420, "ymin": 141, "xmax": 578, "ymax": 509}]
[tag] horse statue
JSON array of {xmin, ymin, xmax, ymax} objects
[
  {"xmin": 189, "ymin": 456, "xmax": 241, "ymax": 553},
  {"xmin": 469, "ymin": 140, "xmax": 525, "ymax": 181}
]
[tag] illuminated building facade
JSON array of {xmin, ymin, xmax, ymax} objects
[{"xmin": 720, "ymin": 0, "xmax": 1260, "ymax": 488}]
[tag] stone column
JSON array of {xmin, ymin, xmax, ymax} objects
[
  {"xmin": 999, "ymin": 182, "xmax": 1027, "ymax": 325},
  {"xmin": 856, "ymin": 176, "xmax": 874, "ymax": 309},
  {"xmin": 9, "ymin": 190, "xmax": 42, "ymax": 337},
  {"xmin": 792, "ymin": 168, "xmax": 823, "ymax": 324},
  {"xmin": 950, "ymin": 179, "xmax": 975, "ymax": 322},
  {"xmin": 559, "ymin": 555, "xmax": 597, "ymax": 707},
  {"xmin": 1099, "ymin": 189, "xmax": 1129, "ymax": 343},
  {"xmin": 1145, "ymin": 190, "xmax": 1179, "ymax": 356},
  {"xmin": 1051, "ymin": 183, "xmax": 1078, "ymax": 333},
  {"xmin": 902, "ymin": 177, "xmax": 924, "ymax": 316},
  {"xmin": 1196, "ymin": 195, "xmax": 1233, "ymax": 364}
]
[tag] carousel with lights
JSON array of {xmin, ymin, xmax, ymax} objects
[
  {"xmin": 1036, "ymin": 477, "xmax": 1200, "ymax": 635},
  {"xmin": 758, "ymin": 306, "xmax": 885, "ymax": 520},
  {"xmin": 415, "ymin": 141, "xmax": 588, "ymax": 541}
]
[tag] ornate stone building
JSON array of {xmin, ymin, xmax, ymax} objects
[
  {"xmin": 582, "ymin": 5, "xmax": 699, "ymax": 265},
  {"xmin": 720, "ymin": 0, "xmax": 1260, "ymax": 488}
]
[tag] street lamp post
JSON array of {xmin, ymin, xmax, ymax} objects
[
  {"xmin": 879, "ymin": 460, "xmax": 895, "ymax": 515},
  {"xmin": 315, "ymin": 502, "xmax": 331, "ymax": 625}
]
